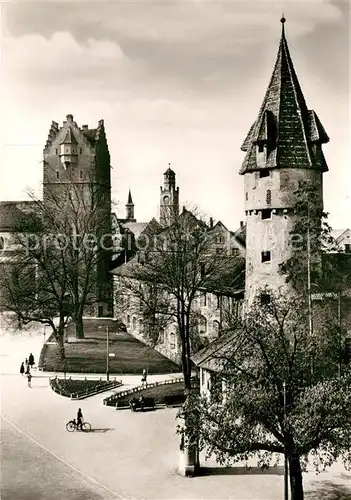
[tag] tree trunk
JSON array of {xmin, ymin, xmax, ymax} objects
[
  {"xmin": 75, "ymin": 315, "xmax": 84, "ymax": 339},
  {"xmin": 54, "ymin": 328, "xmax": 65, "ymax": 368},
  {"xmin": 288, "ymin": 453, "xmax": 304, "ymax": 500}
]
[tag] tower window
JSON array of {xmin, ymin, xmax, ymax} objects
[
  {"xmin": 266, "ymin": 189, "xmax": 272, "ymax": 204},
  {"xmin": 261, "ymin": 209, "xmax": 272, "ymax": 220},
  {"xmin": 80, "ymin": 148, "xmax": 82, "ymax": 155},
  {"xmin": 80, "ymin": 170, "xmax": 83, "ymax": 179},
  {"xmin": 260, "ymin": 292, "xmax": 271, "ymax": 305},
  {"xmin": 56, "ymin": 171, "xmax": 60, "ymax": 179},
  {"xmin": 55, "ymin": 149, "xmax": 58, "ymax": 155},
  {"xmin": 261, "ymin": 251, "xmax": 271, "ymax": 263},
  {"xmin": 259, "ymin": 169, "xmax": 270, "ymax": 178}
]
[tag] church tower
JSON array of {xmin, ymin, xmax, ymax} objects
[
  {"xmin": 240, "ymin": 18, "xmax": 329, "ymax": 306},
  {"xmin": 160, "ymin": 165, "xmax": 179, "ymax": 226},
  {"xmin": 125, "ymin": 189, "xmax": 136, "ymax": 222},
  {"xmin": 42, "ymin": 114, "xmax": 113, "ymax": 317}
]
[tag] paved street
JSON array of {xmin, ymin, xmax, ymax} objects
[{"xmin": 1, "ymin": 330, "xmax": 350, "ymax": 500}]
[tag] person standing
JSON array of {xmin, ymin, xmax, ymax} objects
[
  {"xmin": 25, "ymin": 364, "xmax": 30, "ymax": 375},
  {"xmin": 24, "ymin": 358, "xmax": 28, "ymax": 371},
  {"xmin": 141, "ymin": 368, "xmax": 147, "ymax": 387},
  {"xmin": 28, "ymin": 353, "xmax": 35, "ymax": 367},
  {"xmin": 27, "ymin": 373, "xmax": 32, "ymax": 388},
  {"xmin": 20, "ymin": 362, "xmax": 25, "ymax": 376},
  {"xmin": 77, "ymin": 408, "xmax": 83, "ymax": 430}
]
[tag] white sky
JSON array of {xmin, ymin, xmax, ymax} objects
[{"xmin": 1, "ymin": 0, "xmax": 350, "ymax": 231}]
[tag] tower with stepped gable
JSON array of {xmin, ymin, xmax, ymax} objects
[
  {"xmin": 43, "ymin": 113, "xmax": 113, "ymax": 317},
  {"xmin": 240, "ymin": 18, "xmax": 329, "ymax": 306}
]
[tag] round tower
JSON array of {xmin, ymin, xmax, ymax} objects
[{"xmin": 240, "ymin": 19, "xmax": 329, "ymax": 306}]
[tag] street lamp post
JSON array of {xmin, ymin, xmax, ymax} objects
[
  {"xmin": 283, "ymin": 381, "xmax": 289, "ymax": 500},
  {"xmin": 106, "ymin": 326, "xmax": 109, "ymax": 381}
]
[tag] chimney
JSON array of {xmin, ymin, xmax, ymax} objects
[
  {"xmin": 209, "ymin": 217, "xmax": 213, "ymax": 228},
  {"xmin": 240, "ymin": 220, "xmax": 244, "ymax": 229}
]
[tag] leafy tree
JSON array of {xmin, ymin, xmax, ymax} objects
[
  {"xmin": 280, "ymin": 180, "xmax": 333, "ymax": 293},
  {"xmin": 188, "ymin": 292, "xmax": 351, "ymax": 500}
]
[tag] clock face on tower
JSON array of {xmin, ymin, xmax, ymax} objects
[{"xmin": 163, "ymin": 196, "xmax": 170, "ymax": 205}]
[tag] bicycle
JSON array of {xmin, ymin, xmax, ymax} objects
[{"xmin": 65, "ymin": 419, "xmax": 91, "ymax": 432}]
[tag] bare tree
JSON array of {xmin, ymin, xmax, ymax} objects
[
  {"xmin": 116, "ymin": 209, "xmax": 245, "ymax": 393},
  {"xmin": 1, "ymin": 173, "xmax": 113, "ymax": 343}
]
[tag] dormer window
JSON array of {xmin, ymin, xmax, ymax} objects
[{"xmin": 256, "ymin": 142, "xmax": 267, "ymax": 169}]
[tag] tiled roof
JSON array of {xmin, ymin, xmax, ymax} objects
[
  {"xmin": 123, "ymin": 222, "xmax": 148, "ymax": 239},
  {"xmin": 127, "ymin": 189, "xmax": 133, "ymax": 205},
  {"xmin": 191, "ymin": 332, "xmax": 239, "ymax": 372},
  {"xmin": 240, "ymin": 23, "xmax": 329, "ymax": 174},
  {"xmin": 0, "ymin": 201, "xmax": 37, "ymax": 231}
]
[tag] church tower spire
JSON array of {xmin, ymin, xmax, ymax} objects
[
  {"xmin": 125, "ymin": 189, "xmax": 136, "ymax": 222},
  {"xmin": 241, "ymin": 18, "xmax": 330, "ymax": 306},
  {"xmin": 160, "ymin": 163, "xmax": 179, "ymax": 226}
]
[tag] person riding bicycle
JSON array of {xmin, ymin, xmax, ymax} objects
[{"xmin": 77, "ymin": 408, "xmax": 83, "ymax": 430}]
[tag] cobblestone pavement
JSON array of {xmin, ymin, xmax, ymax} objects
[{"xmin": 1, "ymin": 329, "xmax": 350, "ymax": 500}]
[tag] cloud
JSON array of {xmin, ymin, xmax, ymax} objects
[{"xmin": 3, "ymin": 32, "xmax": 125, "ymax": 70}]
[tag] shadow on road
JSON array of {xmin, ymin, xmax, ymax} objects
[
  {"xmin": 306, "ymin": 480, "xmax": 351, "ymax": 500},
  {"xmin": 199, "ymin": 465, "xmax": 284, "ymax": 476},
  {"xmin": 89, "ymin": 428, "xmax": 115, "ymax": 433}
]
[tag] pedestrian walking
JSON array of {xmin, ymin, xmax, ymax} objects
[
  {"xmin": 25, "ymin": 364, "xmax": 30, "ymax": 375},
  {"xmin": 28, "ymin": 353, "xmax": 35, "ymax": 367},
  {"xmin": 27, "ymin": 373, "xmax": 32, "ymax": 388},
  {"xmin": 141, "ymin": 368, "xmax": 147, "ymax": 387},
  {"xmin": 20, "ymin": 362, "xmax": 25, "ymax": 376},
  {"xmin": 24, "ymin": 358, "xmax": 28, "ymax": 371}
]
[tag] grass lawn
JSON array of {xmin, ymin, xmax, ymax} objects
[
  {"xmin": 105, "ymin": 381, "xmax": 187, "ymax": 407},
  {"xmin": 41, "ymin": 327, "xmax": 180, "ymax": 374}
]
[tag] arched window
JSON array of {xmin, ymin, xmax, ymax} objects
[
  {"xmin": 139, "ymin": 318, "xmax": 143, "ymax": 333},
  {"xmin": 0, "ymin": 236, "xmax": 4, "ymax": 250},
  {"xmin": 266, "ymin": 189, "xmax": 272, "ymax": 205},
  {"xmin": 213, "ymin": 320, "xmax": 220, "ymax": 336},
  {"xmin": 132, "ymin": 317, "xmax": 137, "ymax": 330},
  {"xmin": 127, "ymin": 315, "xmax": 131, "ymax": 327},
  {"xmin": 199, "ymin": 315, "xmax": 207, "ymax": 334},
  {"xmin": 170, "ymin": 332, "xmax": 176, "ymax": 349},
  {"xmin": 159, "ymin": 328, "xmax": 165, "ymax": 344},
  {"xmin": 200, "ymin": 293, "xmax": 207, "ymax": 307}
]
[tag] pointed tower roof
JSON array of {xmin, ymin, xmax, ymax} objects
[
  {"xmin": 60, "ymin": 127, "xmax": 78, "ymax": 145},
  {"xmin": 164, "ymin": 163, "xmax": 175, "ymax": 176},
  {"xmin": 240, "ymin": 17, "xmax": 329, "ymax": 175},
  {"xmin": 126, "ymin": 189, "xmax": 134, "ymax": 205}
]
